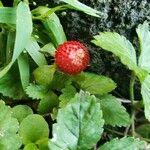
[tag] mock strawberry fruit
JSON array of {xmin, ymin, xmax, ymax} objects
[{"xmin": 55, "ymin": 41, "xmax": 90, "ymax": 75}]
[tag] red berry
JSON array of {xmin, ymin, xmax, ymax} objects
[{"xmin": 55, "ymin": 41, "xmax": 90, "ymax": 75}]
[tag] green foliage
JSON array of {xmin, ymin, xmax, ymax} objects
[
  {"xmin": 98, "ymin": 95, "xmax": 130, "ymax": 127},
  {"xmin": 75, "ymin": 72, "xmax": 116, "ymax": 95},
  {"xmin": 49, "ymin": 91, "xmax": 104, "ymax": 150},
  {"xmin": 0, "ymin": 0, "xmax": 149, "ymax": 149},
  {"xmin": 98, "ymin": 137, "xmax": 145, "ymax": 150},
  {"xmin": 12, "ymin": 105, "xmax": 33, "ymax": 123},
  {"xmin": 136, "ymin": 21, "xmax": 150, "ymax": 73},
  {"xmin": 19, "ymin": 114, "xmax": 49, "ymax": 145},
  {"xmin": 141, "ymin": 75, "xmax": 150, "ymax": 121},
  {"xmin": 33, "ymin": 65, "xmax": 56, "ymax": 86},
  {"xmin": 0, "ymin": 101, "xmax": 22, "ymax": 150},
  {"xmin": 61, "ymin": 0, "xmax": 101, "ymax": 17},
  {"xmin": 136, "ymin": 124, "xmax": 150, "ymax": 139},
  {"xmin": 0, "ymin": 7, "xmax": 16, "ymax": 24},
  {"xmin": 0, "ymin": 65, "xmax": 26, "ymax": 99},
  {"xmin": 92, "ymin": 21, "xmax": 150, "ymax": 121},
  {"xmin": 59, "ymin": 85, "xmax": 77, "ymax": 107}
]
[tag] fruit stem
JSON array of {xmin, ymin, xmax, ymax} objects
[{"xmin": 129, "ymin": 72, "xmax": 136, "ymax": 137}]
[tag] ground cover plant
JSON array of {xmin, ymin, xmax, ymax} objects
[{"xmin": 0, "ymin": 0, "xmax": 150, "ymax": 149}]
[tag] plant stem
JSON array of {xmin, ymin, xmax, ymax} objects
[{"xmin": 129, "ymin": 72, "xmax": 136, "ymax": 137}]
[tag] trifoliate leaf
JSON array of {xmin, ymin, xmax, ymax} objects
[
  {"xmin": 61, "ymin": 0, "xmax": 101, "ymax": 17},
  {"xmin": 98, "ymin": 95, "xmax": 130, "ymax": 127},
  {"xmin": 98, "ymin": 137, "xmax": 145, "ymax": 150},
  {"xmin": 19, "ymin": 114, "xmax": 49, "ymax": 145},
  {"xmin": 49, "ymin": 91, "xmax": 104, "ymax": 150},
  {"xmin": 75, "ymin": 72, "xmax": 116, "ymax": 95},
  {"xmin": 0, "ymin": 65, "xmax": 26, "ymax": 99},
  {"xmin": 141, "ymin": 75, "xmax": 150, "ymax": 121},
  {"xmin": 0, "ymin": 101, "xmax": 22, "ymax": 150},
  {"xmin": 12, "ymin": 105, "xmax": 33, "ymax": 123},
  {"xmin": 92, "ymin": 32, "xmax": 147, "ymax": 80},
  {"xmin": 26, "ymin": 84, "xmax": 48, "ymax": 100},
  {"xmin": 136, "ymin": 21, "xmax": 150, "ymax": 73},
  {"xmin": 59, "ymin": 85, "xmax": 77, "ymax": 107},
  {"xmin": 37, "ymin": 91, "xmax": 59, "ymax": 114},
  {"xmin": 50, "ymin": 71, "xmax": 72, "ymax": 91},
  {"xmin": 33, "ymin": 65, "xmax": 56, "ymax": 86}
]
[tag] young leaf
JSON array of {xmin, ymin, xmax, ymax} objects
[
  {"xmin": 37, "ymin": 91, "xmax": 59, "ymax": 114},
  {"xmin": 60, "ymin": 0, "xmax": 101, "ymax": 17},
  {"xmin": 136, "ymin": 21, "xmax": 150, "ymax": 73},
  {"xmin": 0, "ymin": 101, "xmax": 22, "ymax": 150},
  {"xmin": 49, "ymin": 91, "xmax": 104, "ymax": 150},
  {"xmin": 19, "ymin": 114, "xmax": 49, "ymax": 145},
  {"xmin": 33, "ymin": 65, "xmax": 55, "ymax": 86},
  {"xmin": 40, "ymin": 43, "xmax": 56, "ymax": 57},
  {"xmin": 0, "ymin": 2, "xmax": 32, "ymax": 78},
  {"xmin": 42, "ymin": 12, "xmax": 67, "ymax": 46},
  {"xmin": 25, "ymin": 37, "xmax": 47, "ymax": 66},
  {"xmin": 98, "ymin": 95, "xmax": 130, "ymax": 127},
  {"xmin": 75, "ymin": 72, "xmax": 116, "ymax": 95},
  {"xmin": 141, "ymin": 75, "xmax": 150, "ymax": 121},
  {"xmin": 0, "ymin": 65, "xmax": 26, "ymax": 99},
  {"xmin": 98, "ymin": 137, "xmax": 145, "ymax": 150},
  {"xmin": 12, "ymin": 105, "xmax": 33, "ymax": 123},
  {"xmin": 59, "ymin": 85, "xmax": 77, "ymax": 107},
  {"xmin": 26, "ymin": 84, "xmax": 48, "ymax": 100},
  {"xmin": 0, "ymin": 7, "xmax": 16, "ymax": 24},
  {"xmin": 26, "ymin": 84, "xmax": 59, "ymax": 113},
  {"xmin": 18, "ymin": 53, "xmax": 30, "ymax": 90}
]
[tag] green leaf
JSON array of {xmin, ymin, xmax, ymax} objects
[
  {"xmin": 0, "ymin": 7, "xmax": 16, "ymax": 24},
  {"xmin": 12, "ymin": 2, "xmax": 32, "ymax": 62},
  {"xmin": 19, "ymin": 114, "xmax": 49, "ymax": 145},
  {"xmin": 36, "ymin": 138, "xmax": 49, "ymax": 150},
  {"xmin": 25, "ymin": 37, "xmax": 47, "ymax": 66},
  {"xmin": 40, "ymin": 43, "xmax": 56, "ymax": 57},
  {"xmin": 136, "ymin": 21, "xmax": 150, "ymax": 73},
  {"xmin": 50, "ymin": 71, "xmax": 71, "ymax": 91},
  {"xmin": 136, "ymin": 124, "xmax": 150, "ymax": 139},
  {"xmin": 141, "ymin": 75, "xmax": 150, "ymax": 121},
  {"xmin": 26, "ymin": 84, "xmax": 48, "ymax": 100},
  {"xmin": 12, "ymin": 105, "xmax": 33, "ymax": 123},
  {"xmin": 98, "ymin": 137, "xmax": 145, "ymax": 150},
  {"xmin": 92, "ymin": 32, "xmax": 137, "ymax": 68},
  {"xmin": 37, "ymin": 91, "xmax": 59, "ymax": 114},
  {"xmin": 61, "ymin": 0, "xmax": 101, "ymax": 17},
  {"xmin": 43, "ymin": 12, "xmax": 67, "ymax": 46},
  {"xmin": 49, "ymin": 91, "xmax": 104, "ymax": 150},
  {"xmin": 0, "ymin": 2, "xmax": 32, "ymax": 78},
  {"xmin": 0, "ymin": 65, "xmax": 25, "ymax": 99},
  {"xmin": 59, "ymin": 85, "xmax": 77, "ymax": 107},
  {"xmin": 33, "ymin": 65, "xmax": 56, "ymax": 86},
  {"xmin": 26, "ymin": 84, "xmax": 59, "ymax": 113},
  {"xmin": 18, "ymin": 53, "xmax": 30, "ymax": 90},
  {"xmin": 98, "ymin": 95, "xmax": 130, "ymax": 127},
  {"xmin": 0, "ymin": 101, "xmax": 22, "ymax": 150},
  {"xmin": 23, "ymin": 143, "xmax": 38, "ymax": 150},
  {"xmin": 75, "ymin": 72, "xmax": 116, "ymax": 95}
]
